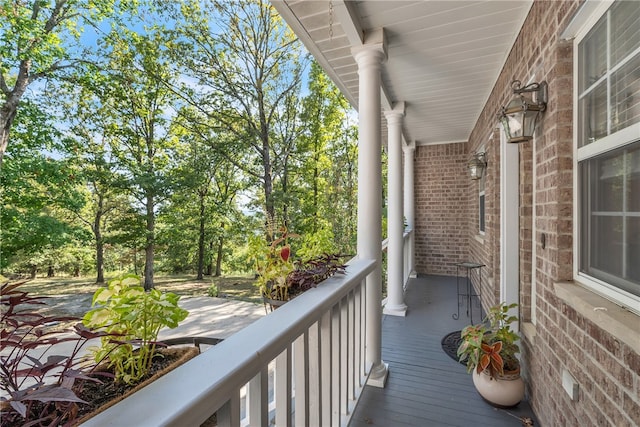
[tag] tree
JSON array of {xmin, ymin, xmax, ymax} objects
[
  {"xmin": 51, "ymin": 78, "xmax": 129, "ymax": 284},
  {"xmin": 98, "ymin": 27, "xmax": 180, "ymax": 290},
  {"xmin": 293, "ymin": 61, "xmax": 358, "ymax": 254},
  {"xmin": 0, "ymin": 100, "xmax": 88, "ymax": 274},
  {"xmin": 162, "ymin": 108, "xmax": 246, "ymax": 279},
  {"xmin": 0, "ymin": 0, "xmax": 131, "ymax": 166},
  {"xmin": 168, "ymin": 0, "xmax": 307, "ymax": 234}
]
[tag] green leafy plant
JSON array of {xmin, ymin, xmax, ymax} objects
[
  {"xmin": 82, "ymin": 275, "xmax": 189, "ymax": 384},
  {"xmin": 251, "ymin": 226, "xmax": 298, "ymax": 301},
  {"xmin": 457, "ymin": 302, "xmax": 520, "ymax": 379},
  {"xmin": 0, "ymin": 280, "xmax": 109, "ymax": 426},
  {"xmin": 207, "ymin": 283, "xmax": 219, "ymax": 297}
]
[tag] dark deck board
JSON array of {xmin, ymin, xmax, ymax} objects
[{"xmin": 349, "ymin": 275, "xmax": 538, "ymax": 427}]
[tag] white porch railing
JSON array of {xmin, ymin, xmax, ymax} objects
[
  {"xmin": 403, "ymin": 227, "xmax": 414, "ymax": 289},
  {"xmin": 81, "ymin": 258, "xmax": 376, "ymax": 427},
  {"xmin": 381, "ymin": 227, "xmax": 414, "ymax": 296}
]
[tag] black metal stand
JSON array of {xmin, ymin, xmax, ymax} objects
[{"xmin": 453, "ymin": 261, "xmax": 485, "ymax": 324}]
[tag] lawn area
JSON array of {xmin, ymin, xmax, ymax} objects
[
  {"xmin": 5, "ymin": 274, "xmax": 261, "ymax": 324},
  {"xmin": 16, "ymin": 274, "xmax": 260, "ymax": 302}
]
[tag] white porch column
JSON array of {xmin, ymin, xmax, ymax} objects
[
  {"xmin": 403, "ymin": 140, "xmax": 416, "ymax": 276},
  {"xmin": 352, "ymin": 29, "xmax": 388, "ymax": 388},
  {"xmin": 384, "ymin": 102, "xmax": 407, "ymax": 317}
]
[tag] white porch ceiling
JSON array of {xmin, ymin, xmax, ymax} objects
[{"xmin": 273, "ymin": 0, "xmax": 533, "ymax": 146}]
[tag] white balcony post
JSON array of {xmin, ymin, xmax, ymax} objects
[
  {"xmin": 352, "ymin": 29, "xmax": 388, "ymax": 388},
  {"xmin": 403, "ymin": 140, "xmax": 416, "ymax": 277},
  {"xmin": 384, "ymin": 103, "xmax": 407, "ymax": 317}
]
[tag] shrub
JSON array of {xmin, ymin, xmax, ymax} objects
[
  {"xmin": 82, "ymin": 275, "xmax": 189, "ymax": 384},
  {"xmin": 207, "ymin": 283, "xmax": 219, "ymax": 297}
]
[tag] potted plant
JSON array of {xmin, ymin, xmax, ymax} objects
[
  {"xmin": 456, "ymin": 302, "xmax": 525, "ymax": 407},
  {"xmin": 75, "ymin": 274, "xmax": 192, "ymax": 421}
]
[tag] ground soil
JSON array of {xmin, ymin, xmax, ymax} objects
[{"xmin": 74, "ymin": 347, "xmax": 200, "ymax": 423}]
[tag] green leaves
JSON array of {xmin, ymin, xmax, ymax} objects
[{"xmin": 83, "ymin": 274, "xmax": 188, "ymax": 384}]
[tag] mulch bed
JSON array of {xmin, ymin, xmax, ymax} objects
[
  {"xmin": 1, "ymin": 347, "xmax": 201, "ymax": 427},
  {"xmin": 75, "ymin": 347, "xmax": 199, "ymax": 422}
]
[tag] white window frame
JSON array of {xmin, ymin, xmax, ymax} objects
[{"xmin": 572, "ymin": 0, "xmax": 640, "ymax": 315}]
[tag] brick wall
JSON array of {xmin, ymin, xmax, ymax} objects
[
  {"xmin": 413, "ymin": 0, "xmax": 639, "ymax": 424},
  {"xmin": 414, "ymin": 143, "xmax": 468, "ymax": 276},
  {"xmin": 459, "ymin": 1, "xmax": 640, "ymax": 426}
]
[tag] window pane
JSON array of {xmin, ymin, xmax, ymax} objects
[
  {"xmin": 579, "ymin": 18, "xmax": 606, "ymax": 92},
  {"xmin": 593, "ymin": 152, "xmax": 624, "ymax": 211},
  {"xmin": 627, "ymin": 145, "xmax": 640, "ymax": 211},
  {"xmin": 610, "ymin": 0, "xmax": 640, "ymax": 65},
  {"xmin": 627, "ymin": 217, "xmax": 640, "ymax": 284},
  {"xmin": 590, "ymin": 215, "xmax": 623, "ymax": 277},
  {"xmin": 579, "ymin": 81, "xmax": 607, "ymax": 146},
  {"xmin": 611, "ymin": 54, "xmax": 640, "ymax": 134},
  {"xmin": 580, "ymin": 141, "xmax": 640, "ymax": 297}
]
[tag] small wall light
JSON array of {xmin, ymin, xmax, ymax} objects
[
  {"xmin": 468, "ymin": 152, "xmax": 487, "ymax": 180},
  {"xmin": 498, "ymin": 80, "xmax": 547, "ymax": 143}
]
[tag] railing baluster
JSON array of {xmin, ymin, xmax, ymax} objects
[
  {"xmin": 354, "ymin": 284, "xmax": 363, "ymax": 386},
  {"xmin": 360, "ymin": 279, "xmax": 368, "ymax": 377},
  {"xmin": 275, "ymin": 347, "xmax": 292, "ymax": 427},
  {"xmin": 294, "ymin": 333, "xmax": 308, "ymax": 426},
  {"xmin": 320, "ymin": 311, "xmax": 332, "ymax": 425},
  {"xmin": 308, "ymin": 321, "xmax": 321, "ymax": 425},
  {"xmin": 331, "ymin": 302, "xmax": 341, "ymax": 427},
  {"xmin": 348, "ymin": 290, "xmax": 356, "ymax": 401},
  {"xmin": 217, "ymin": 393, "xmax": 241, "ymax": 427},
  {"xmin": 340, "ymin": 296, "xmax": 348, "ymax": 416},
  {"xmin": 247, "ymin": 369, "xmax": 268, "ymax": 426}
]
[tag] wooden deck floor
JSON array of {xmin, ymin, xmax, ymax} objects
[{"xmin": 349, "ymin": 275, "xmax": 538, "ymax": 427}]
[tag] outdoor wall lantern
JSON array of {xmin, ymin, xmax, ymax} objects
[
  {"xmin": 498, "ymin": 80, "xmax": 547, "ymax": 143},
  {"xmin": 468, "ymin": 152, "xmax": 487, "ymax": 180}
]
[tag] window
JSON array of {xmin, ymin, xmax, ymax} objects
[{"xmin": 576, "ymin": 0, "xmax": 640, "ymax": 310}]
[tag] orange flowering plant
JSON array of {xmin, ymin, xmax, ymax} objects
[{"xmin": 457, "ymin": 302, "xmax": 520, "ymax": 379}]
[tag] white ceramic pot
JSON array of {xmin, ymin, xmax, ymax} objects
[{"xmin": 472, "ymin": 369, "xmax": 525, "ymax": 407}]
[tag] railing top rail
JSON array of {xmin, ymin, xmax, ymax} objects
[{"xmin": 82, "ymin": 257, "xmax": 376, "ymax": 427}]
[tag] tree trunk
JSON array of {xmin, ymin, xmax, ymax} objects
[
  {"xmin": 96, "ymin": 237, "xmax": 105, "ymax": 284},
  {"xmin": 143, "ymin": 194, "xmax": 155, "ymax": 291},
  {"xmin": 258, "ymin": 83, "xmax": 275, "ymax": 230},
  {"xmin": 30, "ymin": 265, "xmax": 37, "ymax": 279},
  {"xmin": 196, "ymin": 191, "xmax": 206, "ymax": 280},
  {"xmin": 0, "ymin": 106, "xmax": 16, "ymax": 168},
  {"xmin": 94, "ymin": 196, "xmax": 105, "ymax": 284},
  {"xmin": 133, "ymin": 247, "xmax": 138, "ymax": 276},
  {"xmin": 215, "ymin": 224, "xmax": 224, "ymax": 277},
  {"xmin": 47, "ymin": 266, "xmax": 54, "ymax": 277},
  {"xmin": 206, "ymin": 240, "xmax": 213, "ymax": 276},
  {"xmin": 0, "ymin": 60, "xmax": 30, "ymax": 167}
]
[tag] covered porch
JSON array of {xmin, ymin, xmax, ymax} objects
[
  {"xmin": 350, "ymin": 275, "xmax": 537, "ymax": 427},
  {"xmin": 83, "ymin": 261, "xmax": 538, "ymax": 426},
  {"xmin": 79, "ymin": 1, "xmax": 640, "ymax": 425},
  {"xmin": 83, "ymin": 1, "xmax": 541, "ymax": 425}
]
